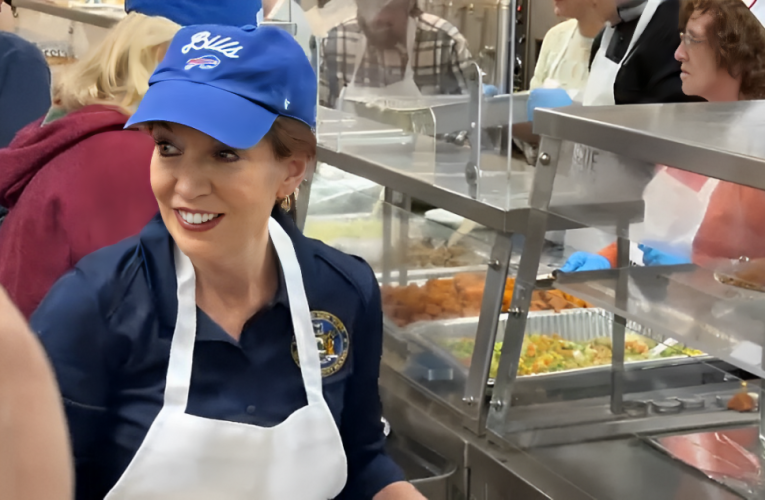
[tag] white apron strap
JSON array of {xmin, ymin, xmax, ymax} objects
[
  {"xmin": 621, "ymin": 0, "xmax": 663, "ymax": 65},
  {"xmin": 268, "ymin": 218, "xmax": 325, "ymax": 404},
  {"xmin": 163, "ymin": 218, "xmax": 325, "ymax": 412},
  {"xmin": 164, "ymin": 244, "xmax": 198, "ymax": 410},
  {"xmin": 547, "ymin": 23, "xmax": 577, "ymax": 80}
]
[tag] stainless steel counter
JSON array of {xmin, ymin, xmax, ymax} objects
[
  {"xmin": 529, "ymin": 438, "xmax": 742, "ymax": 500},
  {"xmin": 381, "ymin": 355, "xmax": 752, "ymax": 500}
]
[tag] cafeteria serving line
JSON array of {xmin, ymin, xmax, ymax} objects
[{"xmin": 3, "ymin": 0, "xmax": 765, "ymax": 499}]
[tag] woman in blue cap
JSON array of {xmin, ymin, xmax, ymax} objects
[{"xmin": 31, "ymin": 24, "xmax": 424, "ymax": 500}]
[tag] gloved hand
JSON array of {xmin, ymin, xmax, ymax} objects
[
  {"xmin": 483, "ymin": 84, "xmax": 499, "ymax": 97},
  {"xmin": 527, "ymin": 88, "xmax": 573, "ymax": 122},
  {"xmin": 559, "ymin": 252, "xmax": 611, "ymax": 273},
  {"xmin": 638, "ymin": 244, "xmax": 691, "ymax": 266}
]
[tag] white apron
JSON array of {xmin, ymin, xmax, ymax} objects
[
  {"xmin": 642, "ymin": 168, "xmax": 718, "ymax": 260},
  {"xmin": 565, "ymin": 0, "xmax": 662, "ymax": 262},
  {"xmin": 339, "ymin": 16, "xmax": 422, "ymax": 107},
  {"xmin": 105, "ymin": 218, "xmax": 347, "ymax": 500},
  {"xmin": 581, "ymin": 0, "xmax": 662, "ymax": 106}
]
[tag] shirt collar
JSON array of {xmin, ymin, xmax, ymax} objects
[
  {"xmin": 617, "ymin": 0, "xmax": 647, "ymax": 23},
  {"xmin": 139, "ymin": 208, "xmax": 306, "ymax": 336}
]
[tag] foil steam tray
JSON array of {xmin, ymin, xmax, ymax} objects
[{"xmin": 389, "ymin": 308, "xmax": 709, "ymax": 382}]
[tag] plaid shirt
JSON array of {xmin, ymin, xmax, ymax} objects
[{"xmin": 319, "ymin": 13, "xmax": 474, "ymax": 108}]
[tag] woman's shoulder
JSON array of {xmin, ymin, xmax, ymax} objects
[
  {"xmin": 33, "ymin": 236, "xmax": 146, "ymax": 325},
  {"xmin": 544, "ymin": 19, "xmax": 578, "ymax": 42},
  {"xmin": 300, "ymin": 236, "xmax": 379, "ymax": 306},
  {"xmin": 32, "ymin": 216, "xmax": 169, "ymax": 330}
]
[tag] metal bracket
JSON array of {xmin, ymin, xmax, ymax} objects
[
  {"xmin": 465, "ymin": 61, "xmax": 484, "ymax": 200},
  {"xmin": 382, "ymin": 188, "xmax": 395, "ymax": 286},
  {"xmin": 462, "ymin": 232, "xmax": 514, "ymax": 432},
  {"xmin": 465, "ymin": 162, "xmax": 479, "ymax": 199},
  {"xmin": 487, "ymin": 137, "xmax": 563, "ymax": 431},
  {"xmin": 259, "ymin": 20, "xmax": 298, "ymax": 36},
  {"xmin": 610, "ymin": 237, "xmax": 630, "ymax": 415}
]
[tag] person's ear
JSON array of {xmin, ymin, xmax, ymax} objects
[{"xmin": 275, "ymin": 154, "xmax": 309, "ymax": 200}]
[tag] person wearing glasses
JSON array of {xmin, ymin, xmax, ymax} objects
[
  {"xmin": 583, "ymin": 0, "xmax": 700, "ymax": 106},
  {"xmin": 561, "ymin": 0, "xmax": 765, "ymax": 272}
]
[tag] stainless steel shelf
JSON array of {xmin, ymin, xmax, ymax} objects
[
  {"xmin": 555, "ymin": 265, "xmax": 765, "ymax": 378},
  {"xmin": 316, "ymin": 107, "xmax": 581, "ymax": 233},
  {"xmin": 14, "ymin": 0, "xmax": 123, "ymax": 28},
  {"xmin": 341, "ymin": 92, "xmax": 530, "ymax": 134},
  {"xmin": 535, "ymin": 101, "xmax": 765, "ymax": 191}
]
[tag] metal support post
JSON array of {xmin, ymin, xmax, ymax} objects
[
  {"xmin": 382, "ymin": 187, "xmax": 394, "ymax": 286},
  {"xmin": 396, "ymin": 194, "xmax": 412, "ymax": 286},
  {"xmin": 488, "ymin": 137, "xmax": 563, "ymax": 431},
  {"xmin": 466, "ymin": 62, "xmax": 484, "ymax": 200},
  {"xmin": 494, "ymin": 0, "xmax": 515, "ymax": 93},
  {"xmin": 610, "ymin": 237, "xmax": 630, "ymax": 415},
  {"xmin": 462, "ymin": 232, "xmax": 515, "ymax": 433}
]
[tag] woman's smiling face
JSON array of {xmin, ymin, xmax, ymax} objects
[{"xmin": 149, "ymin": 122, "xmax": 304, "ymax": 263}]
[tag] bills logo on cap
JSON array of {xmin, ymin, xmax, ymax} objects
[
  {"xmin": 185, "ymin": 55, "xmax": 221, "ymax": 70},
  {"xmin": 182, "ymin": 31, "xmax": 243, "ymax": 59}
]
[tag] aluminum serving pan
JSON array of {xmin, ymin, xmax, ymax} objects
[{"xmin": 394, "ymin": 308, "xmax": 711, "ymax": 382}]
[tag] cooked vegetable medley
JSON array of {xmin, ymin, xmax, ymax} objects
[{"xmin": 442, "ymin": 334, "xmax": 704, "ymax": 378}]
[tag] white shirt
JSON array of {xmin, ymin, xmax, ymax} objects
[{"xmin": 529, "ymin": 19, "xmax": 594, "ymax": 94}]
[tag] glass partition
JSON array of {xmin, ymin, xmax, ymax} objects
[
  {"xmin": 488, "ymin": 273, "xmax": 758, "ymax": 459},
  {"xmin": 485, "ymin": 121, "xmax": 765, "ymax": 498},
  {"xmin": 312, "ymin": 0, "xmax": 541, "ymax": 215},
  {"xmin": 539, "ymin": 141, "xmax": 765, "ymax": 379},
  {"xmin": 304, "ymin": 166, "xmax": 504, "ymax": 413}
]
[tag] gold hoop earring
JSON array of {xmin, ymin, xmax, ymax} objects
[{"xmin": 280, "ymin": 195, "xmax": 292, "ymax": 212}]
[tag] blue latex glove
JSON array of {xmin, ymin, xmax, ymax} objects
[
  {"xmin": 483, "ymin": 84, "xmax": 499, "ymax": 97},
  {"xmin": 559, "ymin": 252, "xmax": 611, "ymax": 273},
  {"xmin": 527, "ymin": 88, "xmax": 573, "ymax": 122},
  {"xmin": 638, "ymin": 244, "xmax": 691, "ymax": 266}
]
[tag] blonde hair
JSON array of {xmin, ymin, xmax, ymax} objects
[{"xmin": 54, "ymin": 12, "xmax": 180, "ymax": 114}]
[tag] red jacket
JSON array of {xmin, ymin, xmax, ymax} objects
[{"xmin": 0, "ymin": 105, "xmax": 158, "ymax": 318}]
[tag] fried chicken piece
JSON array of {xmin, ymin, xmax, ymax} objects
[{"xmin": 728, "ymin": 393, "xmax": 756, "ymax": 412}]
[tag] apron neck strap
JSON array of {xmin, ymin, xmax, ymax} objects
[
  {"xmin": 164, "ymin": 244, "xmax": 198, "ymax": 409},
  {"xmin": 268, "ymin": 217, "xmax": 325, "ymax": 405},
  {"xmin": 164, "ymin": 218, "xmax": 326, "ymax": 411}
]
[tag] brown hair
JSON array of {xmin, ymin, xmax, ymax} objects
[
  {"xmin": 681, "ymin": 0, "xmax": 765, "ymax": 99},
  {"xmin": 262, "ymin": 116, "xmax": 316, "ymax": 214},
  {"xmin": 262, "ymin": 116, "xmax": 317, "ymax": 161}
]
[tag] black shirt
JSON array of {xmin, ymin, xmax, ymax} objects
[{"xmin": 589, "ymin": 0, "xmax": 702, "ymax": 104}]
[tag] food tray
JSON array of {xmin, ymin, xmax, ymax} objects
[
  {"xmin": 394, "ymin": 308, "xmax": 710, "ymax": 382},
  {"xmin": 648, "ymin": 427, "xmax": 765, "ymax": 500}
]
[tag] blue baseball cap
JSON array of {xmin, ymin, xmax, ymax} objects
[
  {"xmin": 125, "ymin": 0, "xmax": 261, "ymax": 27},
  {"xmin": 126, "ymin": 24, "xmax": 317, "ymax": 149}
]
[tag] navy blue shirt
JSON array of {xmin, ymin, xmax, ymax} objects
[
  {"xmin": 31, "ymin": 209, "xmax": 404, "ymax": 500},
  {"xmin": 0, "ymin": 32, "xmax": 51, "ymax": 148}
]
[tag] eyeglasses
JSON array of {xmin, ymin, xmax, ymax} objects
[{"xmin": 679, "ymin": 32, "xmax": 708, "ymax": 47}]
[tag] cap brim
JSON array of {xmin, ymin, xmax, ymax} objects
[{"xmin": 125, "ymin": 80, "xmax": 277, "ymax": 150}]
